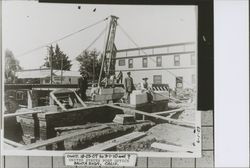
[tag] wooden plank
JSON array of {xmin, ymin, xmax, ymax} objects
[
  {"xmin": 82, "ymin": 132, "xmax": 146, "ymax": 151},
  {"xmin": 107, "ymin": 104, "xmax": 195, "ymax": 128},
  {"xmin": 151, "ymin": 142, "xmax": 195, "ymax": 153},
  {"xmin": 73, "ymin": 90, "xmax": 87, "ymax": 107},
  {"xmin": 153, "ymin": 108, "xmax": 184, "ymax": 115},
  {"xmin": 172, "ymin": 158, "xmax": 195, "ymax": 168},
  {"xmin": 5, "ymin": 156, "xmax": 28, "ymax": 168},
  {"xmin": 17, "ymin": 125, "xmax": 108, "ymax": 150},
  {"xmin": 4, "ymin": 139, "xmax": 23, "ymax": 147},
  {"xmin": 148, "ymin": 157, "xmax": 171, "ymax": 168},
  {"xmin": 29, "ymin": 156, "xmax": 52, "ymax": 168},
  {"xmin": 50, "ymin": 91, "xmax": 67, "ymax": 111},
  {"xmin": 4, "ymin": 110, "xmax": 43, "ymax": 118},
  {"xmin": 52, "ymin": 157, "xmax": 68, "ymax": 168},
  {"xmin": 54, "ymin": 123, "xmax": 102, "ymax": 131},
  {"xmin": 196, "ymin": 151, "xmax": 214, "ymax": 168}
]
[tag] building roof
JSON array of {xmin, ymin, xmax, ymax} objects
[
  {"xmin": 117, "ymin": 41, "xmax": 195, "ymax": 52},
  {"xmin": 16, "ymin": 68, "xmax": 81, "ymax": 79}
]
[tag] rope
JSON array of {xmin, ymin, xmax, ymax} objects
[
  {"xmin": 16, "ymin": 17, "xmax": 108, "ymax": 58},
  {"xmin": 53, "ymin": 23, "xmax": 108, "ymax": 74},
  {"xmin": 117, "ymin": 23, "xmax": 194, "ymax": 87}
]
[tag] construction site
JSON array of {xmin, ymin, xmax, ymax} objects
[{"xmin": 3, "ymin": 15, "xmax": 200, "ymax": 155}]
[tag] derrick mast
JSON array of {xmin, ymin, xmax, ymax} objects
[{"xmin": 98, "ymin": 15, "xmax": 119, "ymax": 87}]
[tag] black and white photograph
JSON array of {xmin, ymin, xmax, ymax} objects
[{"xmin": 2, "ymin": 1, "xmax": 201, "ymax": 157}]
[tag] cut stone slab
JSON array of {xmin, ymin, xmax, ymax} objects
[
  {"xmin": 153, "ymin": 91, "xmax": 169, "ymax": 101},
  {"xmin": 113, "ymin": 114, "xmax": 136, "ymax": 125},
  {"xmin": 130, "ymin": 91, "xmax": 148, "ymax": 105}
]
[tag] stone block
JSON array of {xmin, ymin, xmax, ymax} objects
[
  {"xmin": 153, "ymin": 91, "xmax": 169, "ymax": 101},
  {"xmin": 99, "ymin": 88, "xmax": 114, "ymax": 95},
  {"xmin": 130, "ymin": 92, "xmax": 148, "ymax": 105},
  {"xmin": 114, "ymin": 87, "xmax": 124, "ymax": 93},
  {"xmin": 113, "ymin": 114, "xmax": 136, "ymax": 124}
]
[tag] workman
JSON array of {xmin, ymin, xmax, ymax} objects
[
  {"xmin": 124, "ymin": 72, "xmax": 135, "ymax": 103},
  {"xmin": 78, "ymin": 72, "xmax": 88, "ymax": 101},
  {"xmin": 116, "ymin": 71, "xmax": 123, "ymax": 84},
  {"xmin": 141, "ymin": 77, "xmax": 154, "ymax": 103}
]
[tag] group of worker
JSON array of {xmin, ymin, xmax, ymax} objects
[{"xmin": 77, "ymin": 70, "xmax": 153, "ymax": 103}]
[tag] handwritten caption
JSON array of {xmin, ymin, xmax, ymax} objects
[{"xmin": 65, "ymin": 153, "xmax": 137, "ymax": 167}]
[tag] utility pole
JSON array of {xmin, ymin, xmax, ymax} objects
[
  {"xmin": 61, "ymin": 56, "xmax": 63, "ymax": 84},
  {"xmin": 48, "ymin": 45, "xmax": 54, "ymax": 84},
  {"xmin": 93, "ymin": 54, "xmax": 95, "ymax": 83}
]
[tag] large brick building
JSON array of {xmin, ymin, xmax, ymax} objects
[{"xmin": 115, "ymin": 42, "xmax": 197, "ymax": 90}]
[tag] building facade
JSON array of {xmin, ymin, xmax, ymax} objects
[
  {"xmin": 115, "ymin": 42, "xmax": 196, "ymax": 89},
  {"xmin": 16, "ymin": 68, "xmax": 81, "ymax": 84}
]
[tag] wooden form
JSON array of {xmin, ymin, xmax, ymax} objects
[
  {"xmin": 49, "ymin": 89, "xmax": 87, "ymax": 111},
  {"xmin": 73, "ymin": 90, "xmax": 87, "ymax": 107},
  {"xmin": 4, "ymin": 110, "xmax": 43, "ymax": 118},
  {"xmin": 4, "ymin": 139, "xmax": 23, "ymax": 148},
  {"xmin": 17, "ymin": 125, "xmax": 109, "ymax": 150},
  {"xmin": 82, "ymin": 132, "xmax": 146, "ymax": 151},
  {"xmin": 153, "ymin": 108, "xmax": 184, "ymax": 116},
  {"xmin": 54, "ymin": 123, "xmax": 103, "ymax": 131},
  {"xmin": 107, "ymin": 104, "xmax": 195, "ymax": 128}
]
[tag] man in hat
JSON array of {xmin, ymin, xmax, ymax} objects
[
  {"xmin": 78, "ymin": 71, "xmax": 88, "ymax": 101},
  {"xmin": 141, "ymin": 77, "xmax": 154, "ymax": 103},
  {"xmin": 124, "ymin": 71, "xmax": 135, "ymax": 103}
]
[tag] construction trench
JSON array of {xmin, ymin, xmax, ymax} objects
[
  {"xmin": 4, "ymin": 87, "xmax": 197, "ymax": 153},
  {"xmin": 3, "ymin": 15, "xmax": 198, "ymax": 153}
]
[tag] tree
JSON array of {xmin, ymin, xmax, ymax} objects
[
  {"xmin": 5, "ymin": 49, "xmax": 22, "ymax": 83},
  {"xmin": 43, "ymin": 44, "xmax": 72, "ymax": 70},
  {"xmin": 76, "ymin": 49, "xmax": 104, "ymax": 82}
]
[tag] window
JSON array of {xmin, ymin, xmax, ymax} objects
[
  {"xmin": 118, "ymin": 59, "xmax": 125, "ymax": 66},
  {"xmin": 174, "ymin": 55, "xmax": 180, "ymax": 66},
  {"xmin": 153, "ymin": 75, "xmax": 162, "ymax": 84},
  {"xmin": 16, "ymin": 91, "xmax": 24, "ymax": 100},
  {"xmin": 191, "ymin": 54, "xmax": 196, "ymax": 65},
  {"xmin": 128, "ymin": 59, "xmax": 133, "ymax": 68},
  {"xmin": 142, "ymin": 57, "xmax": 147, "ymax": 68},
  {"xmin": 156, "ymin": 56, "xmax": 162, "ymax": 67},
  {"xmin": 192, "ymin": 74, "xmax": 196, "ymax": 84}
]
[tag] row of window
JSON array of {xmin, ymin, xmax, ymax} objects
[
  {"xmin": 118, "ymin": 54, "xmax": 195, "ymax": 68},
  {"xmin": 152, "ymin": 74, "xmax": 196, "ymax": 85}
]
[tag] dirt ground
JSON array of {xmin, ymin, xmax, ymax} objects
[{"xmin": 116, "ymin": 100, "xmax": 197, "ymax": 152}]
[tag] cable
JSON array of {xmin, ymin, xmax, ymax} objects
[
  {"xmin": 117, "ymin": 23, "xmax": 194, "ymax": 87},
  {"xmin": 16, "ymin": 17, "xmax": 108, "ymax": 58},
  {"xmin": 52, "ymin": 23, "xmax": 108, "ymax": 74}
]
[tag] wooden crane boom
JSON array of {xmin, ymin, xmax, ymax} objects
[{"xmin": 98, "ymin": 15, "xmax": 119, "ymax": 87}]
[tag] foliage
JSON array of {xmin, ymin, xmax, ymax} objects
[
  {"xmin": 43, "ymin": 44, "xmax": 72, "ymax": 70},
  {"xmin": 76, "ymin": 49, "xmax": 104, "ymax": 81},
  {"xmin": 5, "ymin": 49, "xmax": 22, "ymax": 83}
]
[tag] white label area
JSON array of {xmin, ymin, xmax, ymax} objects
[{"xmin": 65, "ymin": 153, "xmax": 137, "ymax": 167}]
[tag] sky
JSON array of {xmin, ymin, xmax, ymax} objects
[{"xmin": 2, "ymin": 1, "xmax": 197, "ymax": 71}]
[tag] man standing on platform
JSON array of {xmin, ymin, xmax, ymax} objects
[
  {"xmin": 78, "ymin": 72, "xmax": 88, "ymax": 101},
  {"xmin": 124, "ymin": 71, "xmax": 134, "ymax": 103}
]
